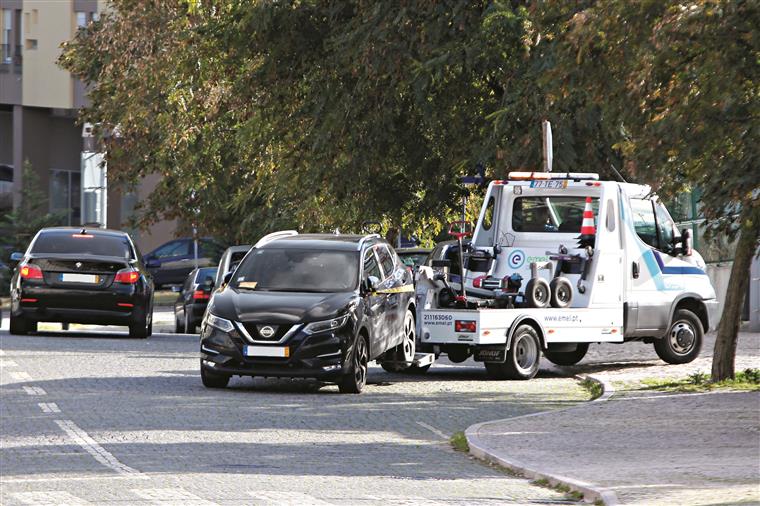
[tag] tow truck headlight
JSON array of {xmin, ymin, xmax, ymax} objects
[
  {"xmin": 206, "ymin": 313, "xmax": 235, "ymax": 333},
  {"xmin": 303, "ymin": 314, "xmax": 350, "ymax": 335}
]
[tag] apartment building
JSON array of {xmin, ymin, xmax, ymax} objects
[{"xmin": 0, "ymin": 0, "xmax": 174, "ymax": 253}]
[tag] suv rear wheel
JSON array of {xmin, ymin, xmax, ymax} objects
[{"xmin": 339, "ymin": 335, "xmax": 368, "ymax": 394}]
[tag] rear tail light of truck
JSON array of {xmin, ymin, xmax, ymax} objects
[
  {"xmin": 20, "ymin": 264, "xmax": 43, "ymax": 280},
  {"xmin": 114, "ymin": 269, "xmax": 140, "ymax": 284},
  {"xmin": 455, "ymin": 320, "xmax": 477, "ymax": 333}
]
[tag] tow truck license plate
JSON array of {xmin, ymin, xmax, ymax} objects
[
  {"xmin": 61, "ymin": 273, "xmax": 99, "ymax": 283},
  {"xmin": 244, "ymin": 345, "xmax": 289, "ymax": 358}
]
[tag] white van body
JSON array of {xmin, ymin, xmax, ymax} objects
[{"xmin": 415, "ymin": 174, "xmax": 718, "ymax": 377}]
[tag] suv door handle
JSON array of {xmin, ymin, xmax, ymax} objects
[{"xmin": 632, "ymin": 261, "xmax": 640, "ymax": 279}]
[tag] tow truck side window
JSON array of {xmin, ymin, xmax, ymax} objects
[{"xmin": 631, "ymin": 199, "xmax": 658, "ymax": 249}]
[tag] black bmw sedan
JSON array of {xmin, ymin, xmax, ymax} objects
[
  {"xmin": 9, "ymin": 227, "xmax": 155, "ymax": 338},
  {"xmin": 199, "ymin": 232, "xmax": 417, "ymax": 393}
]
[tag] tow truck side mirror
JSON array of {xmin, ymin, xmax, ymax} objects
[{"xmin": 680, "ymin": 228, "xmax": 693, "ymax": 256}]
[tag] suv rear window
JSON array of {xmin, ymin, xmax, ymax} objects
[{"xmin": 31, "ymin": 232, "xmax": 133, "ymax": 259}]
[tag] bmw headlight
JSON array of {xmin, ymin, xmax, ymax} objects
[
  {"xmin": 206, "ymin": 313, "xmax": 235, "ymax": 333},
  {"xmin": 303, "ymin": 314, "xmax": 350, "ymax": 335}
]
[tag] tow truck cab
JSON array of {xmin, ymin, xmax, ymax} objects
[{"xmin": 416, "ymin": 172, "xmax": 718, "ymax": 379}]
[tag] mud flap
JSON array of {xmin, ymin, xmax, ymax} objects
[{"xmin": 474, "ymin": 346, "xmax": 507, "ymax": 363}]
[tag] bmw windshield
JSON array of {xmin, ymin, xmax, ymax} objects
[{"xmin": 231, "ymin": 248, "xmax": 359, "ymax": 292}]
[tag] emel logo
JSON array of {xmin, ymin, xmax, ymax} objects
[{"xmin": 508, "ymin": 249, "xmax": 525, "ymax": 269}]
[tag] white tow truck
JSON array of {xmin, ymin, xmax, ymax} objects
[{"xmin": 414, "ymin": 171, "xmax": 719, "ymax": 379}]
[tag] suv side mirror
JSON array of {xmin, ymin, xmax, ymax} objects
[
  {"xmin": 223, "ymin": 271, "xmax": 233, "ymax": 285},
  {"xmin": 9, "ymin": 252, "xmax": 23, "ymax": 263},
  {"xmin": 364, "ymin": 275, "xmax": 380, "ymax": 294},
  {"xmin": 680, "ymin": 228, "xmax": 693, "ymax": 256}
]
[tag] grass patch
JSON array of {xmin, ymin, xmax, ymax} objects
[
  {"xmin": 531, "ymin": 477, "xmax": 584, "ymax": 502},
  {"xmin": 579, "ymin": 377, "xmax": 603, "ymax": 399},
  {"xmin": 154, "ymin": 290, "xmax": 178, "ymax": 306},
  {"xmin": 450, "ymin": 431, "xmax": 469, "ymax": 452},
  {"xmin": 641, "ymin": 369, "xmax": 760, "ymax": 393}
]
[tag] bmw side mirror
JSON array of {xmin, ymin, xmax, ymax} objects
[
  {"xmin": 680, "ymin": 228, "xmax": 693, "ymax": 256},
  {"xmin": 223, "ymin": 271, "xmax": 233, "ymax": 285},
  {"xmin": 146, "ymin": 259, "xmax": 161, "ymax": 269},
  {"xmin": 9, "ymin": 252, "xmax": 23, "ymax": 263}
]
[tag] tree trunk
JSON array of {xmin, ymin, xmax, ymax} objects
[{"xmin": 711, "ymin": 208, "xmax": 760, "ymax": 381}]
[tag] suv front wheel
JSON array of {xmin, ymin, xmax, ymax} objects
[{"xmin": 339, "ymin": 335, "xmax": 368, "ymax": 394}]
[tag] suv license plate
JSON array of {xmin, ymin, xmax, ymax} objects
[
  {"xmin": 244, "ymin": 345, "xmax": 289, "ymax": 358},
  {"xmin": 61, "ymin": 273, "xmax": 99, "ymax": 283}
]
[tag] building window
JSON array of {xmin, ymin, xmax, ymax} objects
[
  {"xmin": 76, "ymin": 11, "xmax": 87, "ymax": 28},
  {"xmin": 49, "ymin": 169, "xmax": 81, "ymax": 226},
  {"xmin": 2, "ymin": 10, "xmax": 11, "ymax": 63}
]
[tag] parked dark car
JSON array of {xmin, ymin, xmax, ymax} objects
[
  {"xmin": 174, "ymin": 266, "xmax": 218, "ymax": 334},
  {"xmin": 214, "ymin": 245, "xmax": 251, "ymax": 288},
  {"xmin": 395, "ymin": 247, "xmax": 432, "ymax": 270},
  {"xmin": 199, "ymin": 232, "xmax": 416, "ymax": 393},
  {"xmin": 9, "ymin": 227, "xmax": 155, "ymax": 338},
  {"xmin": 143, "ymin": 237, "xmax": 226, "ymax": 288}
]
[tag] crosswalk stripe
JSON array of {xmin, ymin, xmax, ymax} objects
[
  {"xmin": 131, "ymin": 488, "xmax": 219, "ymax": 505},
  {"xmin": 23, "ymin": 386, "xmax": 47, "ymax": 396},
  {"xmin": 38, "ymin": 402, "xmax": 61, "ymax": 413},
  {"xmin": 0, "ymin": 359, "xmax": 18, "ymax": 367},
  {"xmin": 250, "ymin": 491, "xmax": 336, "ymax": 506},
  {"xmin": 9, "ymin": 371, "xmax": 32, "ymax": 381},
  {"xmin": 12, "ymin": 490, "xmax": 93, "ymax": 505}
]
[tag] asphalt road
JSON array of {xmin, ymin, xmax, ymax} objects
[{"xmin": 0, "ymin": 312, "xmax": 588, "ymax": 506}]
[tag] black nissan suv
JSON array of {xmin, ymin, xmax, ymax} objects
[{"xmin": 199, "ymin": 232, "xmax": 416, "ymax": 393}]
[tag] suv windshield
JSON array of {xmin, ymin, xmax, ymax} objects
[
  {"xmin": 232, "ymin": 248, "xmax": 359, "ymax": 292},
  {"xmin": 31, "ymin": 232, "xmax": 133, "ymax": 259}
]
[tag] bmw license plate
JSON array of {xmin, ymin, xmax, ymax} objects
[
  {"xmin": 61, "ymin": 273, "xmax": 99, "ymax": 284},
  {"xmin": 244, "ymin": 345, "xmax": 289, "ymax": 358}
]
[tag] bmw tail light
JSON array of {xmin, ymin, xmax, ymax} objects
[
  {"xmin": 114, "ymin": 269, "xmax": 140, "ymax": 284},
  {"xmin": 455, "ymin": 320, "xmax": 477, "ymax": 333},
  {"xmin": 193, "ymin": 290, "xmax": 210, "ymax": 300},
  {"xmin": 20, "ymin": 264, "xmax": 43, "ymax": 280}
]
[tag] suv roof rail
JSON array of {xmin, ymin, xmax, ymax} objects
[
  {"xmin": 254, "ymin": 230, "xmax": 298, "ymax": 248},
  {"xmin": 358, "ymin": 233, "xmax": 381, "ymax": 250}
]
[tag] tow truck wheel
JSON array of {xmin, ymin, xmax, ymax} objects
[
  {"xmin": 549, "ymin": 277, "xmax": 573, "ymax": 308},
  {"xmin": 485, "ymin": 325, "xmax": 541, "ymax": 380},
  {"xmin": 544, "ymin": 343, "xmax": 589, "ymax": 366},
  {"xmin": 380, "ymin": 309, "xmax": 416, "ymax": 373},
  {"xmin": 654, "ymin": 309, "xmax": 703, "ymax": 364},
  {"xmin": 525, "ymin": 278, "xmax": 550, "ymax": 308}
]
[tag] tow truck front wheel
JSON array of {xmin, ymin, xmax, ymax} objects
[
  {"xmin": 654, "ymin": 309, "xmax": 703, "ymax": 364},
  {"xmin": 485, "ymin": 325, "xmax": 541, "ymax": 380}
]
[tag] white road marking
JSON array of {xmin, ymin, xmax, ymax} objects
[
  {"xmin": 54, "ymin": 419, "xmax": 139, "ymax": 475},
  {"xmin": 131, "ymin": 488, "xmax": 218, "ymax": 505},
  {"xmin": 9, "ymin": 371, "xmax": 32, "ymax": 381},
  {"xmin": 0, "ymin": 359, "xmax": 18, "ymax": 367},
  {"xmin": 23, "ymin": 385, "xmax": 47, "ymax": 396},
  {"xmin": 250, "ymin": 491, "xmax": 335, "ymax": 505},
  {"xmin": 1, "ymin": 474, "xmax": 148, "ymax": 484},
  {"xmin": 416, "ymin": 421, "xmax": 449, "ymax": 440},
  {"xmin": 38, "ymin": 402, "xmax": 61, "ymax": 413},
  {"xmin": 362, "ymin": 495, "xmax": 446, "ymax": 506},
  {"xmin": 0, "ymin": 349, "xmax": 5, "ymax": 355},
  {"xmin": 12, "ymin": 490, "xmax": 93, "ymax": 505}
]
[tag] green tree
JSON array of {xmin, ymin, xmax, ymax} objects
[{"xmin": 0, "ymin": 161, "xmax": 64, "ymax": 255}]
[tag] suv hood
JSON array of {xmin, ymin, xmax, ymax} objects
[{"xmin": 210, "ymin": 288, "xmax": 358, "ymax": 324}]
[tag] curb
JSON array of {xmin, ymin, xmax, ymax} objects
[{"xmin": 464, "ymin": 374, "xmax": 619, "ymax": 505}]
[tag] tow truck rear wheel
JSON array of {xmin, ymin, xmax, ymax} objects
[
  {"xmin": 544, "ymin": 343, "xmax": 589, "ymax": 366},
  {"xmin": 654, "ymin": 309, "xmax": 703, "ymax": 364},
  {"xmin": 485, "ymin": 325, "xmax": 541, "ymax": 380}
]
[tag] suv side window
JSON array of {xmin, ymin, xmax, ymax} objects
[
  {"xmin": 376, "ymin": 245, "xmax": 395, "ymax": 279},
  {"xmin": 631, "ymin": 199, "xmax": 658, "ymax": 249},
  {"xmin": 363, "ymin": 249, "xmax": 382, "ymax": 280}
]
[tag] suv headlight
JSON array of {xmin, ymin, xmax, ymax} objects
[
  {"xmin": 206, "ymin": 313, "xmax": 235, "ymax": 333},
  {"xmin": 303, "ymin": 314, "xmax": 350, "ymax": 335}
]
